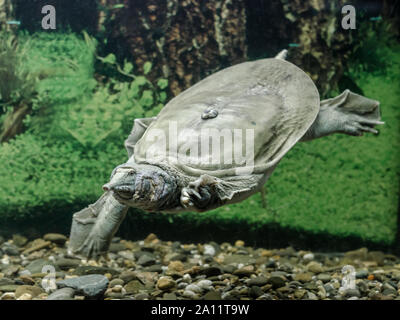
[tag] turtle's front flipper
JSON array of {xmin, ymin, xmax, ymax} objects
[
  {"xmin": 301, "ymin": 90, "xmax": 384, "ymax": 141},
  {"xmin": 180, "ymin": 175, "xmax": 219, "ymax": 211},
  {"xmin": 68, "ymin": 191, "xmax": 128, "ymax": 259}
]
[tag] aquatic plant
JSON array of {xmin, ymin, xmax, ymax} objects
[
  {"xmin": 58, "ymin": 33, "xmax": 168, "ymax": 149},
  {"xmin": 0, "ymin": 31, "xmax": 38, "ymax": 142},
  {"xmin": 0, "ymin": 31, "xmax": 169, "ymax": 221},
  {"xmin": 347, "ymin": 20, "xmax": 397, "ymax": 76},
  {"xmin": 0, "ymin": 31, "xmax": 99, "ymax": 141}
]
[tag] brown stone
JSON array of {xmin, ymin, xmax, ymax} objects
[
  {"xmin": 234, "ymin": 240, "xmax": 245, "ymax": 247},
  {"xmin": 15, "ymin": 285, "xmax": 44, "ymax": 299},
  {"xmin": 43, "ymin": 233, "xmax": 67, "ymax": 245},
  {"xmin": 19, "ymin": 275, "xmax": 35, "ymax": 285},
  {"xmin": 156, "ymin": 277, "xmax": 175, "ymax": 291},
  {"xmin": 168, "ymin": 261, "xmax": 184, "ymax": 272},
  {"xmin": 294, "ymin": 273, "xmax": 313, "ymax": 283},
  {"xmin": 144, "ymin": 233, "xmax": 158, "ymax": 243},
  {"xmin": 22, "ymin": 240, "xmax": 51, "ymax": 255}
]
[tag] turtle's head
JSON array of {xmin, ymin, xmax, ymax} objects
[{"xmin": 102, "ymin": 163, "xmax": 177, "ymax": 211}]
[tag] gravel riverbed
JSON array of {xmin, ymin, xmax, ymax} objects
[{"xmin": 1, "ymin": 233, "xmax": 399, "ymax": 300}]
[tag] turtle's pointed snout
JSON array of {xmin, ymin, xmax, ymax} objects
[
  {"xmin": 103, "ymin": 182, "xmax": 135, "ymax": 199},
  {"xmin": 113, "ymin": 185, "xmax": 135, "ymax": 200}
]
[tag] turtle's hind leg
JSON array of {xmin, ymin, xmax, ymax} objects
[{"xmin": 301, "ymin": 90, "xmax": 384, "ymax": 141}]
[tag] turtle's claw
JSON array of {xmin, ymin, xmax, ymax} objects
[
  {"xmin": 180, "ymin": 188, "xmax": 195, "ymax": 208},
  {"xmin": 342, "ymin": 114, "xmax": 384, "ymax": 137},
  {"xmin": 180, "ymin": 177, "xmax": 214, "ymax": 210},
  {"xmin": 191, "ymin": 189, "xmax": 202, "ymax": 199}
]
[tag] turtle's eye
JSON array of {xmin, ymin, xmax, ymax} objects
[{"xmin": 110, "ymin": 164, "xmax": 133, "ymax": 179}]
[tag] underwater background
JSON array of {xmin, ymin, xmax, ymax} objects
[{"xmin": 0, "ymin": 0, "xmax": 399, "ymax": 253}]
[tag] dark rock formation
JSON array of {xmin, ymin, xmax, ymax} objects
[{"xmin": 99, "ymin": 0, "xmax": 247, "ymax": 95}]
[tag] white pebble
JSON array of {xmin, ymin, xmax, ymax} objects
[
  {"xmin": 221, "ymin": 292, "xmax": 231, "ymax": 299},
  {"xmin": 197, "ymin": 280, "xmax": 213, "ymax": 290},
  {"xmin": 203, "ymin": 245, "xmax": 216, "ymax": 256},
  {"xmin": 1, "ymin": 255, "xmax": 10, "ymax": 265},
  {"xmin": 19, "ymin": 269, "xmax": 32, "ymax": 277},
  {"xmin": 118, "ymin": 251, "xmax": 134, "ymax": 260},
  {"xmin": 257, "ymin": 294, "xmax": 272, "ymax": 300},
  {"xmin": 303, "ymin": 253, "xmax": 314, "ymax": 261},
  {"xmin": 185, "ymin": 284, "xmax": 202, "ymax": 293},
  {"xmin": 17, "ymin": 293, "xmax": 32, "ymax": 300},
  {"xmin": 21, "ymin": 260, "xmax": 29, "ymax": 267},
  {"xmin": 182, "ymin": 274, "xmax": 192, "ymax": 282},
  {"xmin": 104, "ymin": 288, "xmax": 113, "ymax": 296},
  {"xmin": 183, "ymin": 290, "xmax": 198, "ymax": 299},
  {"xmin": 88, "ymin": 260, "xmax": 98, "ymax": 266},
  {"xmin": 188, "ymin": 258, "xmax": 201, "ymax": 265},
  {"xmin": 373, "ymin": 269, "xmax": 385, "ymax": 274},
  {"xmin": 1, "ymin": 293, "xmax": 15, "ymax": 300},
  {"xmin": 108, "ymin": 253, "xmax": 118, "ymax": 260},
  {"xmin": 112, "ymin": 285, "xmax": 123, "ymax": 293},
  {"xmin": 317, "ymin": 285, "xmax": 326, "ymax": 299},
  {"xmin": 307, "ymin": 292, "xmax": 318, "ymax": 300},
  {"xmin": 177, "ymin": 282, "xmax": 188, "ymax": 289}
]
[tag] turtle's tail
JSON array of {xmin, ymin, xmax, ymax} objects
[{"xmin": 275, "ymin": 49, "xmax": 288, "ymax": 60}]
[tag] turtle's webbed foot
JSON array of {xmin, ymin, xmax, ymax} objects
[
  {"xmin": 318, "ymin": 90, "xmax": 384, "ymax": 138},
  {"xmin": 340, "ymin": 113, "xmax": 384, "ymax": 136},
  {"xmin": 72, "ymin": 233, "xmax": 108, "ymax": 260},
  {"xmin": 68, "ymin": 216, "xmax": 104, "ymax": 259},
  {"xmin": 180, "ymin": 175, "xmax": 217, "ymax": 210}
]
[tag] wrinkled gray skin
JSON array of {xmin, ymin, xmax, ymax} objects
[{"xmin": 68, "ymin": 50, "xmax": 383, "ymax": 259}]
